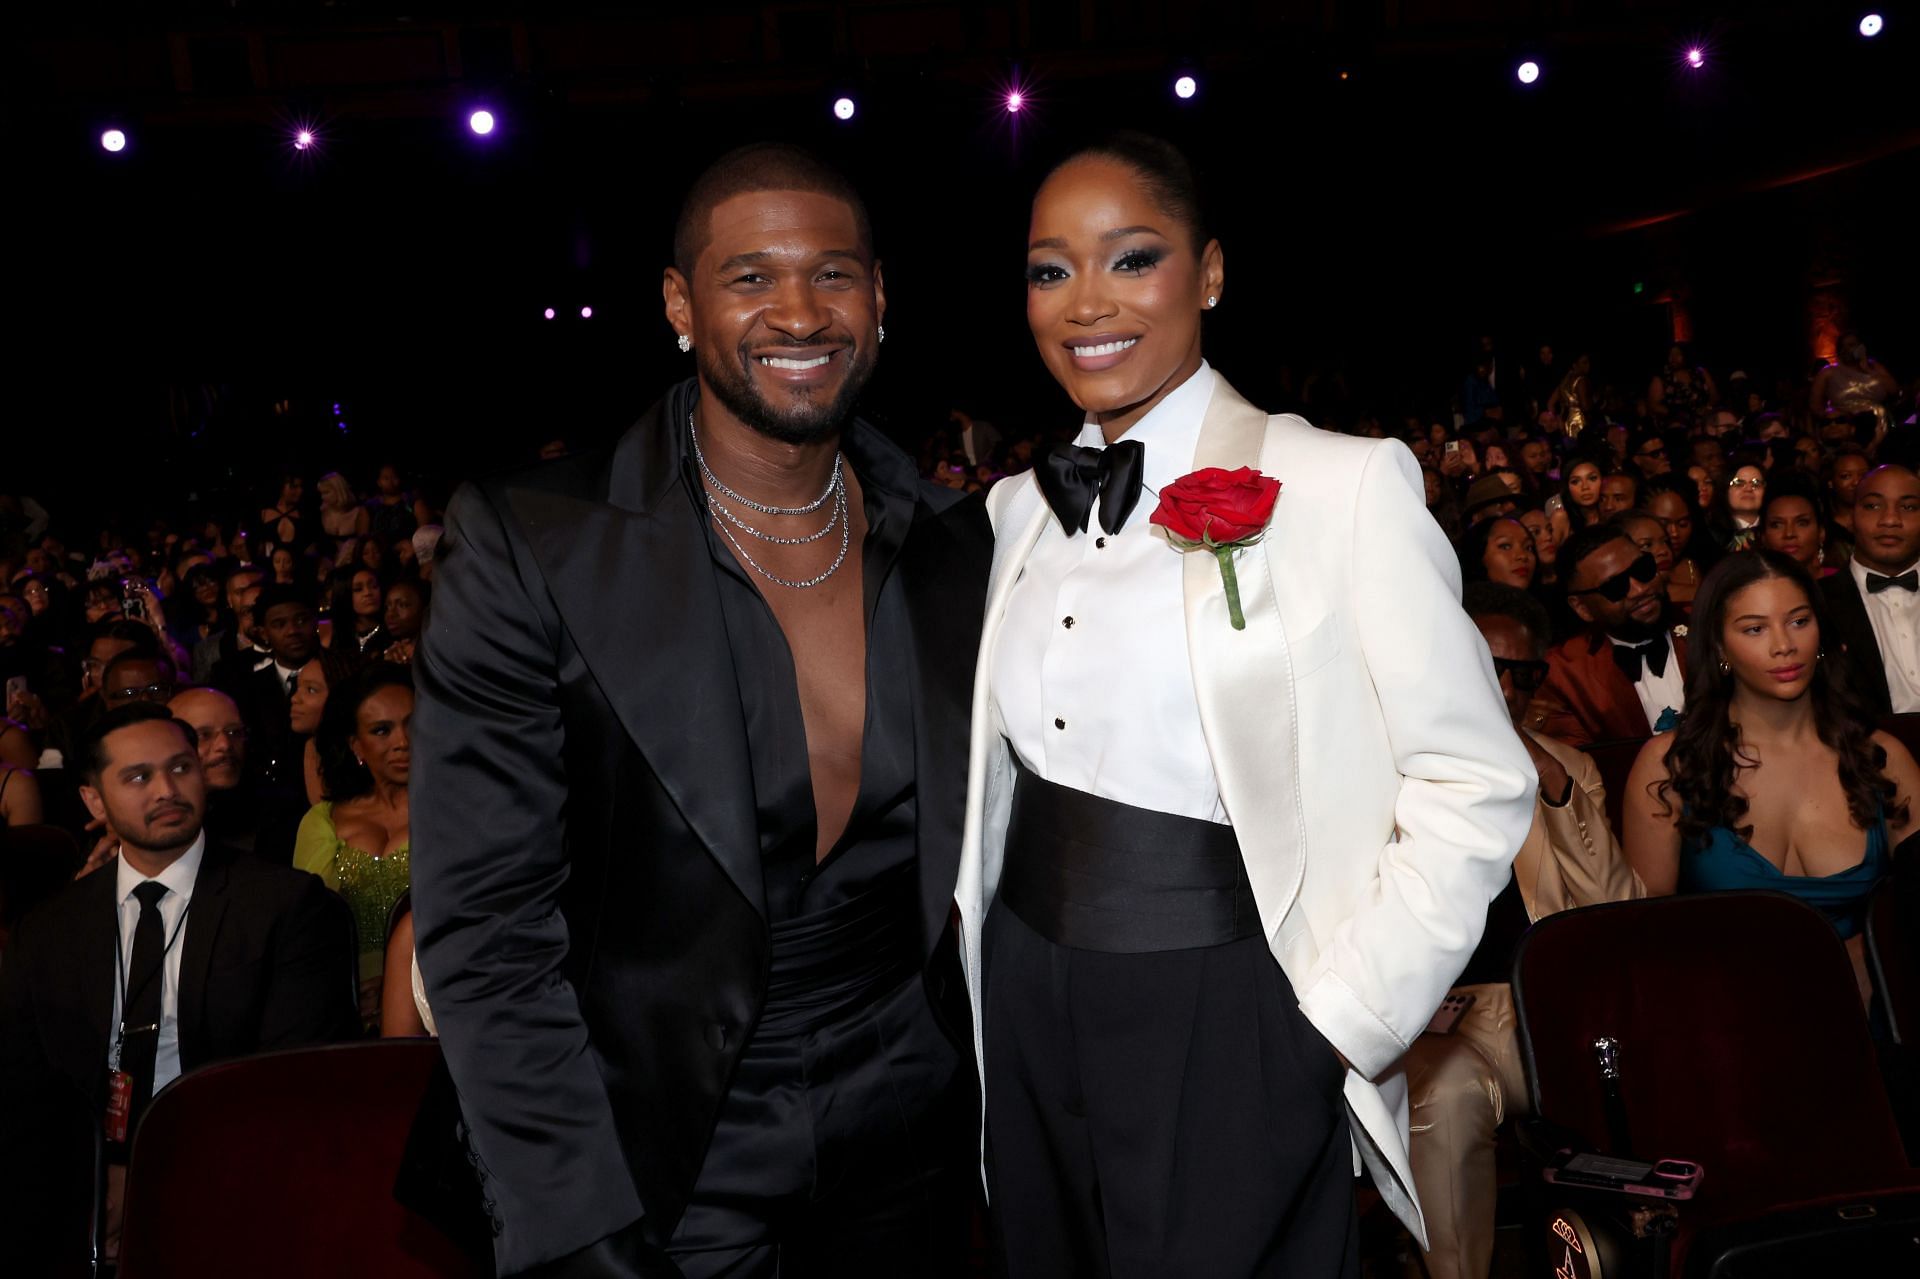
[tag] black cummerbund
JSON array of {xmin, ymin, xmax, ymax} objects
[
  {"xmin": 1000, "ymin": 761, "xmax": 1263, "ymax": 954},
  {"xmin": 756, "ymin": 861, "xmax": 921, "ymax": 1037}
]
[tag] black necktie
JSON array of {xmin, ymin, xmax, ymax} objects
[
  {"xmin": 285, "ymin": 670, "xmax": 297, "ymax": 696},
  {"xmin": 1037, "ymin": 439, "xmax": 1146, "ymax": 536},
  {"xmin": 1866, "ymin": 570, "xmax": 1918, "ymax": 594},
  {"xmin": 1612, "ymin": 638, "xmax": 1668, "ymax": 683},
  {"xmin": 123, "ymin": 881, "xmax": 170, "ymax": 1118}
]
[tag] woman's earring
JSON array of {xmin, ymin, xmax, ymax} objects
[
  {"xmin": 878, "ymin": 324, "xmax": 887, "ymax": 344},
  {"xmin": 1717, "ymin": 660, "xmax": 1730, "ymax": 675},
  {"xmin": 1206, "ymin": 296, "xmax": 1218, "ymax": 308},
  {"xmin": 677, "ymin": 334, "xmax": 692, "ymax": 353},
  {"xmin": 1816, "ymin": 650, "xmax": 1826, "ymax": 661}
]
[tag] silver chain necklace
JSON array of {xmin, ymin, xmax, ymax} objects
[
  {"xmin": 690, "ymin": 412, "xmax": 841, "ymax": 515},
  {"xmin": 690, "ymin": 414, "xmax": 852, "ymax": 589}
]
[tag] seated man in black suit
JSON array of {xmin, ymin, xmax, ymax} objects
[
  {"xmin": 1821, "ymin": 464, "xmax": 1920, "ymax": 715},
  {"xmin": 0, "ymin": 703, "xmax": 359, "ymax": 1269}
]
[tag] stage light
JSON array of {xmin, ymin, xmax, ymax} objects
[
  {"xmin": 580, "ymin": 306, "xmax": 593, "ymax": 319},
  {"xmin": 543, "ymin": 307, "xmax": 556, "ymax": 320},
  {"xmin": 469, "ymin": 109, "xmax": 496, "ymax": 136},
  {"xmin": 100, "ymin": 128, "xmax": 127, "ymax": 153},
  {"xmin": 1516, "ymin": 61, "xmax": 1540, "ymax": 85},
  {"xmin": 1005, "ymin": 90, "xmax": 1024, "ymax": 113},
  {"xmin": 1860, "ymin": 14, "xmax": 1884, "ymax": 37},
  {"xmin": 1173, "ymin": 75, "xmax": 1197, "ymax": 100},
  {"xmin": 293, "ymin": 130, "xmax": 315, "ymax": 151},
  {"xmin": 833, "ymin": 96, "xmax": 856, "ymax": 121},
  {"xmin": 1685, "ymin": 47, "xmax": 1705, "ymax": 69}
]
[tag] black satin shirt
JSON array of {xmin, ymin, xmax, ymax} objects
[{"xmin": 690, "ymin": 418, "xmax": 920, "ymax": 925}]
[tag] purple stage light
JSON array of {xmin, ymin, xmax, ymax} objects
[
  {"xmin": 1685, "ymin": 47, "xmax": 1705, "ymax": 68},
  {"xmin": 294, "ymin": 130, "xmax": 315, "ymax": 151},
  {"xmin": 1516, "ymin": 61, "xmax": 1541, "ymax": 85},
  {"xmin": 833, "ymin": 96, "xmax": 857, "ymax": 121},
  {"xmin": 1173, "ymin": 75, "xmax": 1197, "ymax": 100},
  {"xmin": 543, "ymin": 307, "xmax": 556, "ymax": 320},
  {"xmin": 1005, "ymin": 90, "xmax": 1024, "ymax": 113},
  {"xmin": 469, "ymin": 109, "xmax": 496, "ymax": 136},
  {"xmin": 1860, "ymin": 14, "xmax": 1883, "ymax": 37},
  {"xmin": 580, "ymin": 306, "xmax": 593, "ymax": 319},
  {"xmin": 100, "ymin": 128, "xmax": 127, "ymax": 153}
]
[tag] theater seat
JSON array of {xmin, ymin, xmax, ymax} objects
[
  {"xmin": 1513, "ymin": 892, "xmax": 1920, "ymax": 1275},
  {"xmin": 117, "ymin": 1040, "xmax": 481, "ymax": 1278}
]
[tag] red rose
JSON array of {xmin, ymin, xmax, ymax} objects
[{"xmin": 1149, "ymin": 467, "xmax": 1282, "ymax": 546}]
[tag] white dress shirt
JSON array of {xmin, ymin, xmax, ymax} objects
[
  {"xmin": 1609, "ymin": 632, "xmax": 1686, "ymax": 731},
  {"xmin": 271, "ymin": 660, "xmax": 301, "ymax": 692},
  {"xmin": 1853, "ymin": 556, "xmax": 1920, "ymax": 713},
  {"xmin": 991, "ymin": 362, "xmax": 1229, "ymax": 823},
  {"xmin": 107, "ymin": 833, "xmax": 206, "ymax": 1094}
]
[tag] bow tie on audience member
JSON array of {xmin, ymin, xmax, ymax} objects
[
  {"xmin": 1037, "ymin": 439, "xmax": 1147, "ymax": 537},
  {"xmin": 1612, "ymin": 638, "xmax": 1668, "ymax": 682},
  {"xmin": 1865, "ymin": 569, "xmax": 1918, "ymax": 594}
]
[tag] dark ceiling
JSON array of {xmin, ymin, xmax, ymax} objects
[{"xmin": 12, "ymin": 2, "xmax": 1918, "ymax": 504}]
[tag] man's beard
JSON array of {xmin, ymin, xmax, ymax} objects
[{"xmin": 699, "ymin": 338, "xmax": 876, "ymax": 446}]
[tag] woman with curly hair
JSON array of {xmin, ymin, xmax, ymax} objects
[
  {"xmin": 294, "ymin": 664, "xmax": 413, "ymax": 1029},
  {"xmin": 1623, "ymin": 550, "xmax": 1918, "ymax": 1001}
]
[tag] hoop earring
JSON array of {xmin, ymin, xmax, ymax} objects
[{"xmin": 676, "ymin": 334, "xmax": 692, "ymax": 353}]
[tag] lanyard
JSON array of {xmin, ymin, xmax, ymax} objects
[{"xmin": 111, "ymin": 891, "xmax": 193, "ymax": 1067}]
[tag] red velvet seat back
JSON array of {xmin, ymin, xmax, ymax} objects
[
  {"xmin": 1514, "ymin": 892, "xmax": 1915, "ymax": 1210},
  {"xmin": 117, "ymin": 1040, "xmax": 477, "ymax": 1279}
]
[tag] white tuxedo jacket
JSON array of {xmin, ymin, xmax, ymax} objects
[{"xmin": 956, "ymin": 378, "xmax": 1535, "ymax": 1243}]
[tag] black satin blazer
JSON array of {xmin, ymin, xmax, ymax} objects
[{"xmin": 409, "ymin": 382, "xmax": 990, "ymax": 1274}]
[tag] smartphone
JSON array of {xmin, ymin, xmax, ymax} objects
[
  {"xmin": 1544, "ymin": 1153, "xmax": 1703, "ymax": 1200},
  {"xmin": 1545, "ymin": 494, "xmax": 1564, "ymax": 515},
  {"xmin": 4, "ymin": 675, "xmax": 27, "ymax": 710},
  {"xmin": 1446, "ymin": 440, "xmax": 1462, "ymax": 456},
  {"xmin": 121, "ymin": 578, "xmax": 146, "ymax": 622}
]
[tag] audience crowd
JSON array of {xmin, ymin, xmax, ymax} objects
[{"xmin": 2, "ymin": 327, "xmax": 1917, "ymax": 1275}]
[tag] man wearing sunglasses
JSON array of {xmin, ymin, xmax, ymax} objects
[
  {"xmin": 1404, "ymin": 582, "xmax": 1643, "ymax": 1279},
  {"xmin": 1527, "ymin": 522, "xmax": 1688, "ymax": 747}
]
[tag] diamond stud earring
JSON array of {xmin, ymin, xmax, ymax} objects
[
  {"xmin": 878, "ymin": 324, "xmax": 887, "ymax": 344},
  {"xmin": 1207, "ymin": 296, "xmax": 1218, "ymax": 308},
  {"xmin": 677, "ymin": 334, "xmax": 692, "ymax": 353}
]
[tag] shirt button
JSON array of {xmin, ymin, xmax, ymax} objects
[
  {"xmin": 1054, "ymin": 718, "xmax": 1066, "ymax": 731},
  {"xmin": 1063, "ymin": 617, "xmax": 1075, "ymax": 629},
  {"xmin": 1096, "ymin": 537, "xmax": 1107, "ymax": 549}
]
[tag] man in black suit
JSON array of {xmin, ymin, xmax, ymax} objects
[
  {"xmin": 0, "ymin": 703, "xmax": 358, "ymax": 1269},
  {"xmin": 412, "ymin": 144, "xmax": 991, "ymax": 1278},
  {"xmin": 1820, "ymin": 464, "xmax": 1920, "ymax": 716}
]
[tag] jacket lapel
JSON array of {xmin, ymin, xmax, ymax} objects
[
  {"xmin": 1179, "ymin": 381, "xmax": 1310, "ymax": 942},
  {"xmin": 174, "ymin": 847, "xmax": 231, "ymax": 1070},
  {"xmin": 507, "ymin": 402, "xmax": 762, "ymax": 915},
  {"xmin": 902, "ymin": 496, "xmax": 992, "ymax": 952}
]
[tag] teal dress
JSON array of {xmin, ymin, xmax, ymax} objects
[{"xmin": 1680, "ymin": 814, "xmax": 1889, "ymax": 939}]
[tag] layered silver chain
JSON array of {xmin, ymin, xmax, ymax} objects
[{"xmin": 690, "ymin": 412, "xmax": 851, "ymax": 589}]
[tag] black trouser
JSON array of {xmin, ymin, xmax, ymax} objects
[
  {"xmin": 983, "ymin": 767, "xmax": 1359, "ymax": 1279},
  {"xmin": 668, "ymin": 872, "xmax": 973, "ymax": 1279}
]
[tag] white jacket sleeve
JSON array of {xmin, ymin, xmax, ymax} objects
[{"xmin": 1295, "ymin": 440, "xmax": 1536, "ymax": 1079}]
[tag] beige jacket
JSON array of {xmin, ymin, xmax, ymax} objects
[{"xmin": 1515, "ymin": 730, "xmax": 1645, "ymax": 921}]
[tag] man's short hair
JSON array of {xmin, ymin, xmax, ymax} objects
[
  {"xmin": 672, "ymin": 143, "xmax": 873, "ymax": 278},
  {"xmin": 1462, "ymin": 582, "xmax": 1551, "ymax": 657},
  {"xmin": 102, "ymin": 649, "xmax": 177, "ymax": 686},
  {"xmin": 76, "ymin": 702, "xmax": 196, "ymax": 784},
  {"xmin": 223, "ymin": 562, "xmax": 267, "ymax": 590},
  {"xmin": 254, "ymin": 581, "xmax": 316, "ymax": 617},
  {"xmin": 1559, "ymin": 522, "xmax": 1634, "ymax": 587},
  {"xmin": 86, "ymin": 619, "xmax": 160, "ymax": 658}
]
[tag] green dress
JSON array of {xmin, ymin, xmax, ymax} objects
[{"xmin": 293, "ymin": 801, "xmax": 411, "ymax": 1029}]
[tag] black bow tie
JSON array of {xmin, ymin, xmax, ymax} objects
[
  {"xmin": 1037, "ymin": 439, "xmax": 1146, "ymax": 536},
  {"xmin": 1612, "ymin": 638, "xmax": 1669, "ymax": 683},
  {"xmin": 1866, "ymin": 569, "xmax": 1918, "ymax": 595}
]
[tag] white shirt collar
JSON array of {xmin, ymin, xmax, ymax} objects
[
  {"xmin": 1852, "ymin": 554, "xmax": 1920, "ymax": 592},
  {"xmin": 115, "ymin": 831, "xmax": 207, "ymax": 910},
  {"xmin": 1072, "ymin": 361, "xmax": 1218, "ymax": 492},
  {"xmin": 272, "ymin": 660, "xmax": 301, "ymax": 683}
]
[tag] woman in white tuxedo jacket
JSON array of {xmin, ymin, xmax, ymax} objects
[{"xmin": 958, "ymin": 134, "xmax": 1535, "ymax": 1278}]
